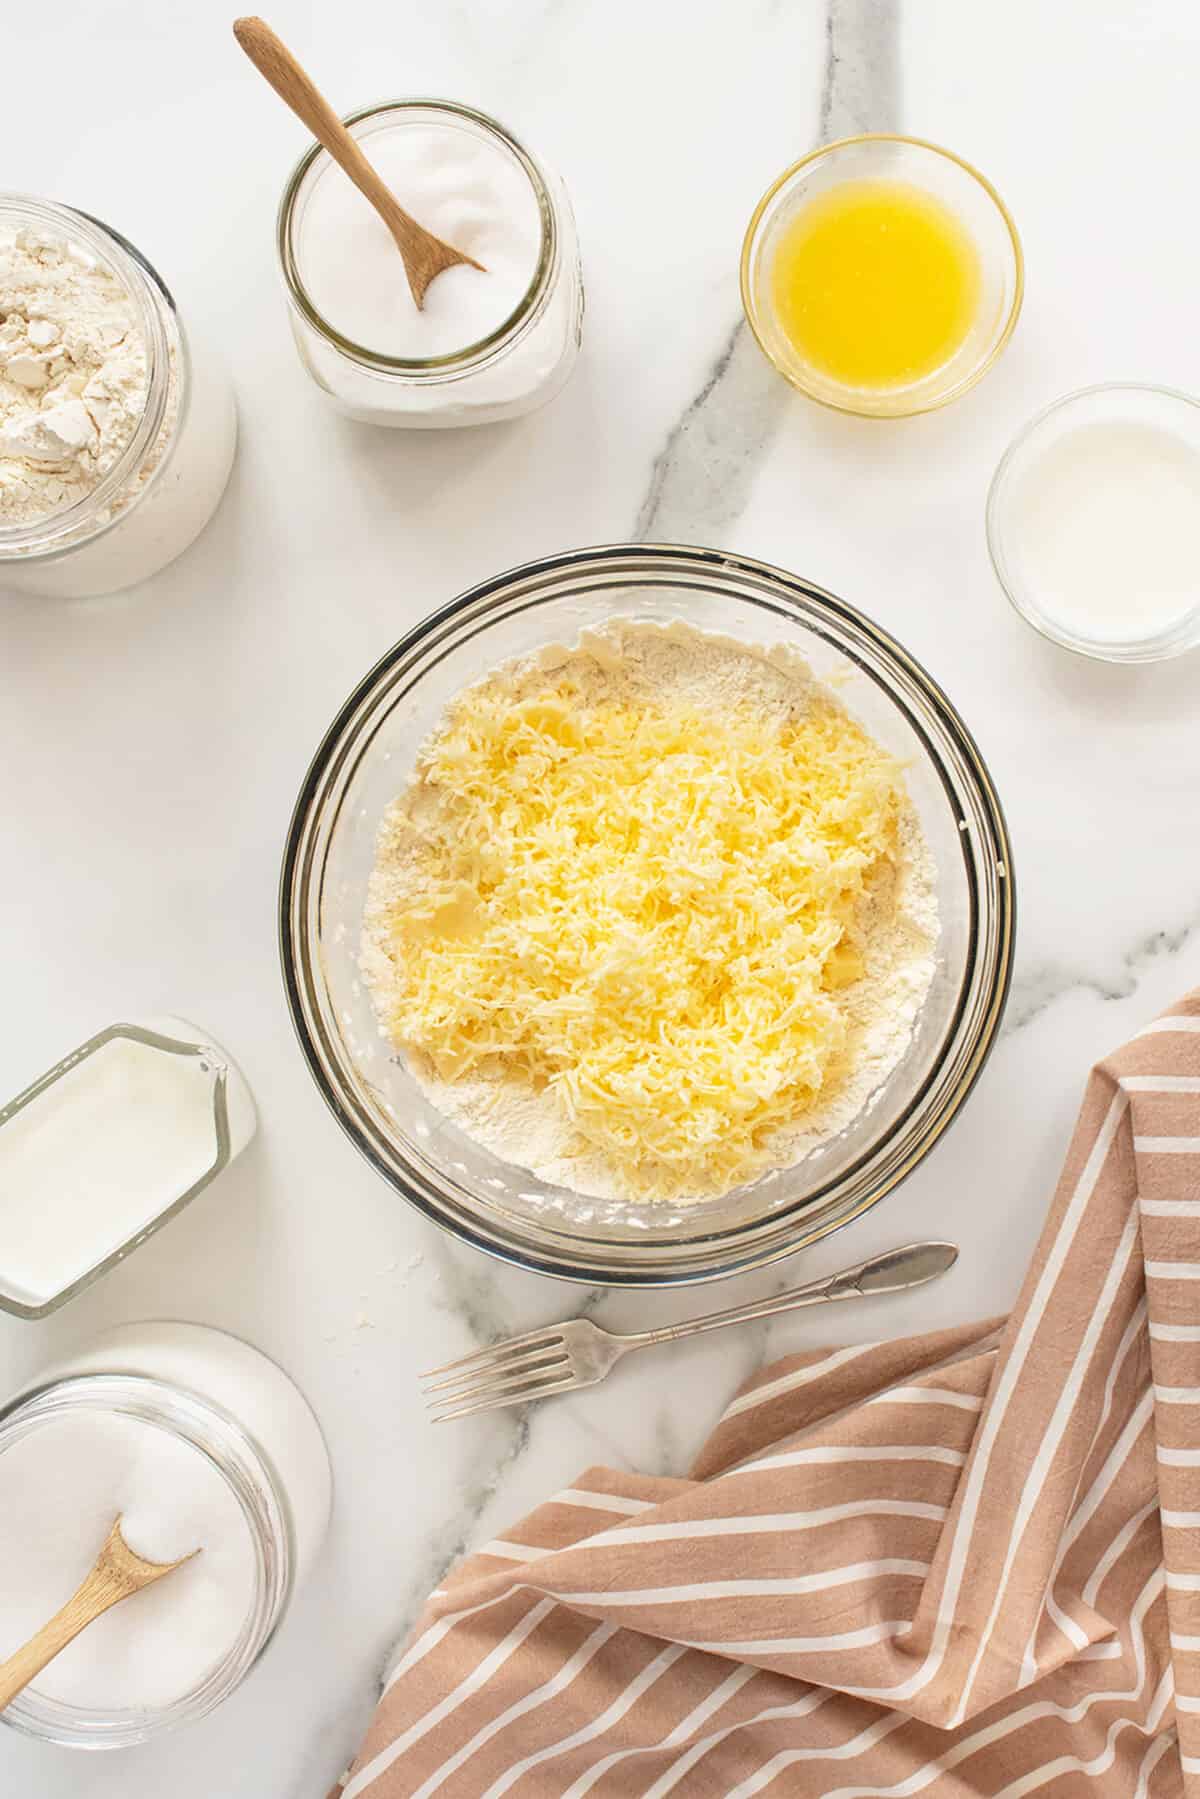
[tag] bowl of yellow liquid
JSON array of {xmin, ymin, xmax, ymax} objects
[{"xmin": 741, "ymin": 135, "xmax": 1023, "ymax": 418}]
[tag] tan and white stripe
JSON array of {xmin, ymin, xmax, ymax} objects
[{"xmin": 337, "ymin": 993, "xmax": 1200, "ymax": 1796}]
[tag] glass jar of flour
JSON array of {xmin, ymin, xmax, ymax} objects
[
  {"xmin": 277, "ymin": 101, "xmax": 584, "ymax": 427},
  {"xmin": 0, "ymin": 195, "xmax": 237, "ymax": 600},
  {"xmin": 0, "ymin": 1323, "xmax": 332, "ymax": 1748}
]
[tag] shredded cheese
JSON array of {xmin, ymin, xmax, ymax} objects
[{"xmin": 375, "ymin": 670, "xmax": 906, "ymax": 1200}]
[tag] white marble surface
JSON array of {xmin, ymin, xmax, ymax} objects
[{"xmin": 3, "ymin": 1, "xmax": 1200, "ymax": 1792}]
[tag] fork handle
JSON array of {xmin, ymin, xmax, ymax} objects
[{"xmin": 620, "ymin": 1242, "xmax": 957, "ymax": 1351}]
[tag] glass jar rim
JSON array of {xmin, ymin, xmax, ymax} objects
[
  {"xmin": 276, "ymin": 99, "xmax": 558, "ymax": 375},
  {"xmin": 0, "ymin": 195, "xmax": 180, "ymax": 561},
  {"xmin": 0, "ymin": 1372, "xmax": 291, "ymax": 1748}
]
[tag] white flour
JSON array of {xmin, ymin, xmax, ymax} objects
[
  {"xmin": 0, "ymin": 226, "xmax": 162, "ymax": 525},
  {"xmin": 362, "ymin": 620, "xmax": 939, "ymax": 1203}
]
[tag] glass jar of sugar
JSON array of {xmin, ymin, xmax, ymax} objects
[
  {"xmin": 0, "ymin": 1322, "xmax": 332, "ymax": 1749},
  {"xmin": 0, "ymin": 195, "xmax": 237, "ymax": 600},
  {"xmin": 277, "ymin": 101, "xmax": 584, "ymax": 427}
]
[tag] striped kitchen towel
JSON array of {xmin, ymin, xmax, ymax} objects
[{"xmin": 338, "ymin": 993, "xmax": 1200, "ymax": 1797}]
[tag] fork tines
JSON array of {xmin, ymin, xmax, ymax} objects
[{"xmin": 421, "ymin": 1327, "xmax": 576, "ymax": 1422}]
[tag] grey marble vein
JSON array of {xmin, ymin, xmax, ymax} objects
[
  {"xmin": 632, "ymin": 0, "xmax": 900, "ymax": 546},
  {"xmin": 429, "ymin": 1234, "xmax": 605, "ymax": 1337},
  {"xmin": 633, "ymin": 320, "xmax": 787, "ymax": 544},
  {"xmin": 1005, "ymin": 904, "xmax": 1200, "ymax": 1035},
  {"xmin": 427, "ymin": 1233, "xmax": 511, "ymax": 1340},
  {"xmin": 398, "ymin": 1412, "xmax": 532, "ymax": 1637},
  {"xmin": 821, "ymin": 0, "xmax": 902, "ymax": 141},
  {"xmin": 389, "ymin": 1235, "xmax": 606, "ymax": 1625},
  {"xmin": 306, "ymin": 1406, "xmax": 534, "ymax": 1799}
]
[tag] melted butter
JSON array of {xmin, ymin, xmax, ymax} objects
[{"xmin": 770, "ymin": 177, "xmax": 981, "ymax": 391}]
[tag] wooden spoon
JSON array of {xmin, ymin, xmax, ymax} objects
[
  {"xmin": 0, "ymin": 1516, "xmax": 198, "ymax": 1711},
  {"xmin": 233, "ymin": 17, "xmax": 485, "ymax": 310}
]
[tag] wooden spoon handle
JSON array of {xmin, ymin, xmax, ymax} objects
[
  {"xmin": 0, "ymin": 1562, "xmax": 131, "ymax": 1711},
  {"xmin": 232, "ymin": 18, "xmax": 429, "ymax": 271}
]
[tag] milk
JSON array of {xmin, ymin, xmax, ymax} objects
[
  {"xmin": 1007, "ymin": 417, "xmax": 1200, "ymax": 644},
  {"xmin": 0, "ymin": 1020, "xmax": 256, "ymax": 1313}
]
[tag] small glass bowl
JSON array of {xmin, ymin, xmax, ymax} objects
[
  {"xmin": 0, "ymin": 1373, "xmax": 290, "ymax": 1749},
  {"xmin": 740, "ymin": 134, "xmax": 1024, "ymax": 418},
  {"xmin": 280, "ymin": 544, "xmax": 1014, "ymax": 1287},
  {"xmin": 987, "ymin": 382, "xmax": 1200, "ymax": 663}
]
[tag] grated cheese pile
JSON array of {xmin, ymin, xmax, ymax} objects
[{"xmin": 366, "ymin": 639, "xmax": 911, "ymax": 1201}]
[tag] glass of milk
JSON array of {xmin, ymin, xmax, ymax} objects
[
  {"xmin": 0, "ymin": 1017, "xmax": 256, "ymax": 1318},
  {"xmin": 276, "ymin": 100, "xmax": 584, "ymax": 427},
  {"xmin": 987, "ymin": 383, "xmax": 1200, "ymax": 662}
]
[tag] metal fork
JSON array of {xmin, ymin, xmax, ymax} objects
[{"xmin": 422, "ymin": 1240, "xmax": 957, "ymax": 1422}]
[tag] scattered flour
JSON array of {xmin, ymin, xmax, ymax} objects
[{"xmin": 361, "ymin": 619, "xmax": 939, "ymax": 1204}]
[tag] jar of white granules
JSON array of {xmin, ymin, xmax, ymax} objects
[
  {"xmin": 0, "ymin": 1323, "xmax": 332, "ymax": 1748},
  {"xmin": 276, "ymin": 101, "xmax": 584, "ymax": 427},
  {"xmin": 0, "ymin": 196, "xmax": 237, "ymax": 600}
]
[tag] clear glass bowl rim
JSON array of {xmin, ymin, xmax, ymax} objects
[
  {"xmin": 279, "ymin": 542, "xmax": 1015, "ymax": 1286},
  {"xmin": 739, "ymin": 133, "xmax": 1025, "ymax": 419},
  {"xmin": 986, "ymin": 380, "xmax": 1200, "ymax": 663}
]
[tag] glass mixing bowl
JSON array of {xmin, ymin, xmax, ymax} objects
[{"xmin": 280, "ymin": 545, "xmax": 1013, "ymax": 1286}]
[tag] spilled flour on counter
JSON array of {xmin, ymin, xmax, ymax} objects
[{"xmin": 361, "ymin": 619, "xmax": 939, "ymax": 1204}]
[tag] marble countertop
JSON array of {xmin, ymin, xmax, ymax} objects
[{"xmin": 4, "ymin": 1, "xmax": 1200, "ymax": 1793}]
